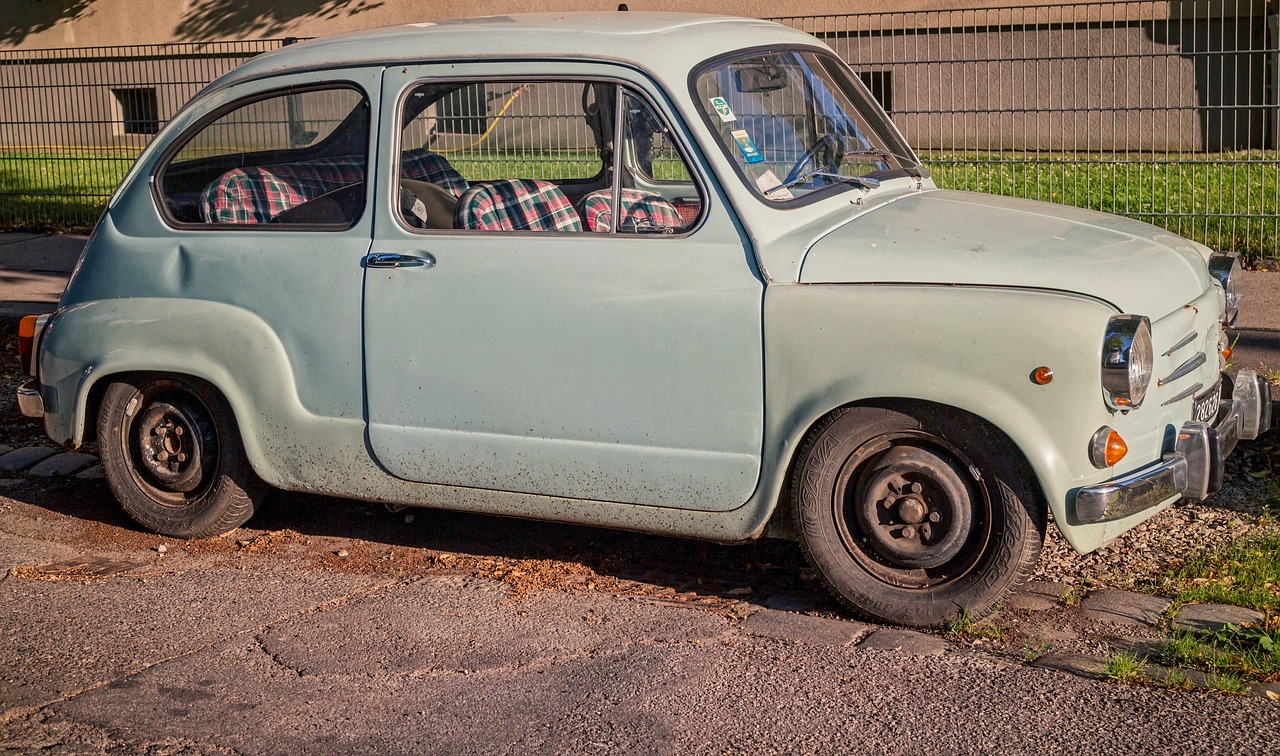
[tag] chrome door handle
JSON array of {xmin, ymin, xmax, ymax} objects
[{"xmin": 364, "ymin": 252, "xmax": 435, "ymax": 269}]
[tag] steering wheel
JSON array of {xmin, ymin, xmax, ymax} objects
[{"xmin": 782, "ymin": 133, "xmax": 842, "ymax": 187}]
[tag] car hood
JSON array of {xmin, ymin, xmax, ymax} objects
[{"xmin": 798, "ymin": 189, "xmax": 1213, "ymax": 317}]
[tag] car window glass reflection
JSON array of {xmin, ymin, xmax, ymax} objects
[
  {"xmin": 395, "ymin": 80, "xmax": 701, "ymax": 234},
  {"xmin": 160, "ymin": 87, "xmax": 370, "ymax": 227}
]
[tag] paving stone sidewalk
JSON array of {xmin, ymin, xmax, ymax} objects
[
  {"xmin": 1019, "ymin": 587, "xmax": 1280, "ymax": 699},
  {"xmin": 0, "ymin": 444, "xmax": 103, "ymax": 479}
]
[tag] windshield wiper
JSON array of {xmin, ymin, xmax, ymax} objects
[
  {"xmin": 763, "ymin": 170, "xmax": 881, "ymax": 196},
  {"xmin": 843, "ymin": 147, "xmax": 931, "ymax": 179}
]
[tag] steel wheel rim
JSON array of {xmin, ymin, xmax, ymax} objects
[
  {"xmin": 123, "ymin": 386, "xmax": 218, "ymax": 506},
  {"xmin": 831, "ymin": 431, "xmax": 993, "ymax": 589}
]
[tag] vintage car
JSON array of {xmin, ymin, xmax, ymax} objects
[{"xmin": 15, "ymin": 12, "xmax": 1273, "ymax": 626}]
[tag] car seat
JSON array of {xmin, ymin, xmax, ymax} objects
[{"xmin": 453, "ymin": 179, "xmax": 583, "ymax": 232}]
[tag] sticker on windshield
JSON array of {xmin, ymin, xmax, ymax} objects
[
  {"xmin": 709, "ymin": 96, "xmax": 736, "ymax": 122},
  {"xmin": 754, "ymin": 169, "xmax": 794, "ymax": 200},
  {"xmin": 731, "ymin": 129, "xmax": 763, "ymax": 164}
]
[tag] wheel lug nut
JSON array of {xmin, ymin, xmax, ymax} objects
[
  {"xmin": 157, "ymin": 451, "xmax": 169, "ymax": 462},
  {"xmin": 907, "ymin": 482, "xmax": 922, "ymax": 494},
  {"xmin": 174, "ymin": 426, "xmax": 183, "ymax": 436},
  {"xmin": 881, "ymin": 498, "xmax": 893, "ymax": 508},
  {"xmin": 928, "ymin": 512, "xmax": 942, "ymax": 523},
  {"xmin": 177, "ymin": 453, "xmax": 187, "ymax": 462},
  {"xmin": 902, "ymin": 525, "xmax": 917, "ymax": 538}
]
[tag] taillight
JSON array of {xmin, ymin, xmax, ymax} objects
[{"xmin": 17, "ymin": 315, "xmax": 36, "ymax": 376}]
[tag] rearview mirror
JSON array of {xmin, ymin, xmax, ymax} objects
[{"xmin": 734, "ymin": 65, "xmax": 787, "ymax": 93}]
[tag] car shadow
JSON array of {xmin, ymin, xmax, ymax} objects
[{"xmin": 1, "ymin": 473, "xmax": 833, "ymax": 611}]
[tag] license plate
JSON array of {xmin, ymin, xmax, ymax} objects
[{"xmin": 1192, "ymin": 381, "xmax": 1223, "ymax": 423}]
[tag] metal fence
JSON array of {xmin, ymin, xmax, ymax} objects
[
  {"xmin": 1, "ymin": 2, "xmax": 1278, "ymax": 261},
  {"xmin": 771, "ymin": 0, "xmax": 1279, "ymax": 260},
  {"xmin": 0, "ymin": 39, "xmax": 291, "ymax": 230}
]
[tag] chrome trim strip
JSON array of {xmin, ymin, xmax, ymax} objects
[
  {"xmin": 1160, "ymin": 381, "xmax": 1203, "ymax": 406},
  {"xmin": 1162, "ymin": 330, "xmax": 1198, "ymax": 357},
  {"xmin": 1158, "ymin": 352, "xmax": 1206, "ymax": 386}
]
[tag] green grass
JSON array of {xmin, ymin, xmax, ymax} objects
[
  {"xmin": 1205, "ymin": 671, "xmax": 1251, "ymax": 695},
  {"xmin": 927, "ymin": 151, "xmax": 1280, "ymax": 262},
  {"xmin": 942, "ymin": 607, "xmax": 1006, "ymax": 641},
  {"xmin": 1104, "ymin": 651, "xmax": 1148, "ymax": 684},
  {"xmin": 1161, "ymin": 625, "xmax": 1280, "ymax": 682},
  {"xmin": 1151, "ymin": 530, "xmax": 1280, "ymax": 617},
  {"xmin": 0, "ymin": 149, "xmax": 138, "ymax": 229}
]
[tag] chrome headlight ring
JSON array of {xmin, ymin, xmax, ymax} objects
[
  {"xmin": 1208, "ymin": 251, "xmax": 1242, "ymax": 326},
  {"xmin": 1101, "ymin": 315, "xmax": 1153, "ymax": 411}
]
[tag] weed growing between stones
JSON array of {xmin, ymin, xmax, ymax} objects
[
  {"xmin": 1205, "ymin": 672, "xmax": 1250, "ymax": 695},
  {"xmin": 1104, "ymin": 651, "xmax": 1147, "ymax": 684},
  {"xmin": 1150, "ymin": 530, "xmax": 1280, "ymax": 619},
  {"xmin": 1160, "ymin": 625, "xmax": 1280, "ymax": 682},
  {"xmin": 1021, "ymin": 641, "xmax": 1051, "ymax": 663}
]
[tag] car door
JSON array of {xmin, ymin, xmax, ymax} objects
[{"xmin": 363, "ymin": 62, "xmax": 764, "ymax": 512}]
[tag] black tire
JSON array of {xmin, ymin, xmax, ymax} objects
[
  {"xmin": 97, "ymin": 375, "xmax": 265, "ymax": 538},
  {"xmin": 792, "ymin": 404, "xmax": 1045, "ymax": 627}
]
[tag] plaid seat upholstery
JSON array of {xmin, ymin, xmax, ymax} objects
[
  {"xmin": 199, "ymin": 150, "xmax": 466, "ymax": 224},
  {"xmin": 454, "ymin": 179, "xmax": 582, "ymax": 232},
  {"xmin": 400, "ymin": 148, "xmax": 469, "ymax": 198},
  {"xmin": 199, "ymin": 157, "xmax": 365, "ymax": 224},
  {"xmin": 580, "ymin": 188, "xmax": 684, "ymax": 233}
]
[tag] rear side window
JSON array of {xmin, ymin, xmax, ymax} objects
[{"xmin": 158, "ymin": 86, "xmax": 370, "ymax": 227}]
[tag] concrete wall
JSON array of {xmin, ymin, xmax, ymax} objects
[
  {"xmin": 829, "ymin": 16, "xmax": 1270, "ymax": 151},
  {"xmin": 6, "ymin": 1, "xmax": 1262, "ymax": 50}
]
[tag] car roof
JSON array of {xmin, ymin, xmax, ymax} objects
[{"xmin": 214, "ymin": 12, "xmax": 821, "ymax": 88}]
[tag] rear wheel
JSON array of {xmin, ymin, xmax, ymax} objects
[
  {"xmin": 97, "ymin": 375, "xmax": 265, "ymax": 538},
  {"xmin": 792, "ymin": 405, "xmax": 1045, "ymax": 627}
]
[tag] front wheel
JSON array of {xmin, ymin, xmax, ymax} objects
[
  {"xmin": 792, "ymin": 405, "xmax": 1045, "ymax": 627},
  {"xmin": 98, "ymin": 375, "xmax": 265, "ymax": 538}
]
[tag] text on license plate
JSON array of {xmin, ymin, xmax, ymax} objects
[{"xmin": 1192, "ymin": 381, "xmax": 1222, "ymax": 423}]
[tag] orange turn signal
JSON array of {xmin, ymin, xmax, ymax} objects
[
  {"xmin": 1222, "ymin": 344, "xmax": 1233, "ymax": 362},
  {"xmin": 1031, "ymin": 366, "xmax": 1054, "ymax": 385},
  {"xmin": 1089, "ymin": 426, "xmax": 1128, "ymax": 469},
  {"xmin": 1104, "ymin": 431, "xmax": 1128, "ymax": 467},
  {"xmin": 17, "ymin": 315, "xmax": 36, "ymax": 376}
]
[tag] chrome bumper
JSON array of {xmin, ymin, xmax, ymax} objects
[
  {"xmin": 16, "ymin": 379, "xmax": 44, "ymax": 418},
  {"xmin": 1074, "ymin": 370, "xmax": 1273, "ymax": 524}
]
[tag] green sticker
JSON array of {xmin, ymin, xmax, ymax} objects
[{"xmin": 709, "ymin": 96, "xmax": 736, "ymax": 122}]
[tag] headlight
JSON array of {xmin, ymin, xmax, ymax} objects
[
  {"xmin": 1208, "ymin": 251, "xmax": 1242, "ymax": 325},
  {"xmin": 1101, "ymin": 315, "xmax": 1153, "ymax": 410}
]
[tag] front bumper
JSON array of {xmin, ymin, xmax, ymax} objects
[
  {"xmin": 1074, "ymin": 369, "xmax": 1273, "ymax": 524},
  {"xmin": 17, "ymin": 379, "xmax": 44, "ymax": 418}
]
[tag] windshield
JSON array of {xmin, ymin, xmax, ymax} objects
[{"xmin": 693, "ymin": 48, "xmax": 922, "ymax": 203}]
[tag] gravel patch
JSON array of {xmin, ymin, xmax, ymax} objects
[{"xmin": 1034, "ymin": 434, "xmax": 1276, "ymax": 589}]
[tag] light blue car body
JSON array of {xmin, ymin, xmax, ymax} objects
[{"xmin": 36, "ymin": 13, "xmax": 1230, "ymax": 552}]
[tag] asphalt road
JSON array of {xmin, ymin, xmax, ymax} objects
[{"xmin": 1, "ymin": 478, "xmax": 1278, "ymax": 754}]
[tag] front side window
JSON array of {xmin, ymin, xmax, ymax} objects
[
  {"xmin": 395, "ymin": 79, "xmax": 701, "ymax": 234},
  {"xmin": 158, "ymin": 86, "xmax": 370, "ymax": 227},
  {"xmin": 694, "ymin": 49, "xmax": 921, "ymax": 203}
]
